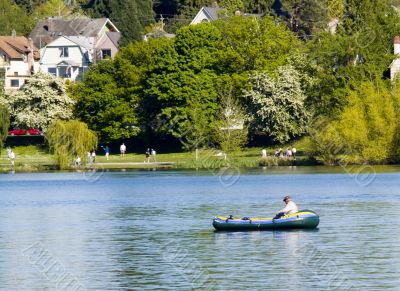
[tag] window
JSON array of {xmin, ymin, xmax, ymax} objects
[
  {"xmin": 58, "ymin": 67, "xmax": 70, "ymax": 78},
  {"xmin": 101, "ymin": 49, "xmax": 112, "ymax": 59},
  {"xmin": 48, "ymin": 67, "xmax": 57, "ymax": 76},
  {"xmin": 59, "ymin": 47, "xmax": 69, "ymax": 57},
  {"xmin": 13, "ymin": 72, "xmax": 18, "ymax": 76},
  {"xmin": 10, "ymin": 79, "xmax": 19, "ymax": 87}
]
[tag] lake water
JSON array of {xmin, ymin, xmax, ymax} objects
[{"xmin": 1, "ymin": 167, "xmax": 400, "ymax": 290}]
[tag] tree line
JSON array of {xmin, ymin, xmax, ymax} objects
[
  {"xmin": 3, "ymin": 0, "xmax": 400, "ymax": 165},
  {"xmin": 1, "ymin": 0, "xmax": 369, "ymax": 44}
]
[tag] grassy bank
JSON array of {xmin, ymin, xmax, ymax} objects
[{"xmin": 0, "ymin": 145, "xmax": 315, "ymax": 172}]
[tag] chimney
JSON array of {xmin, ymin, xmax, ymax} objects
[
  {"xmin": 11, "ymin": 29, "xmax": 16, "ymax": 37},
  {"xmin": 48, "ymin": 17, "xmax": 54, "ymax": 32},
  {"xmin": 27, "ymin": 38, "xmax": 35, "ymax": 75},
  {"xmin": 394, "ymin": 36, "xmax": 400, "ymax": 55}
]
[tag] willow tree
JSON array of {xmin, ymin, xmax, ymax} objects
[
  {"xmin": 46, "ymin": 120, "xmax": 97, "ymax": 169},
  {"xmin": 0, "ymin": 104, "xmax": 10, "ymax": 153}
]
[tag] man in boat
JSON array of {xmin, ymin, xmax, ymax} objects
[{"xmin": 274, "ymin": 195, "xmax": 299, "ymax": 219}]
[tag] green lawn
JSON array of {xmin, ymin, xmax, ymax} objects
[{"xmin": 0, "ymin": 144, "xmax": 310, "ymax": 171}]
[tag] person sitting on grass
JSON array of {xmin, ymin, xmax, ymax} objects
[{"xmin": 274, "ymin": 195, "xmax": 298, "ymax": 219}]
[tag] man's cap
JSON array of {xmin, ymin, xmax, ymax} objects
[{"xmin": 283, "ymin": 195, "xmax": 291, "ymax": 201}]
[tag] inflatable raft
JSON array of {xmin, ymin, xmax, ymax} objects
[{"xmin": 212, "ymin": 210, "xmax": 319, "ymax": 231}]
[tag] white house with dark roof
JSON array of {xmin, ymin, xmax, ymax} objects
[
  {"xmin": 190, "ymin": 6, "xmax": 222, "ymax": 25},
  {"xmin": 30, "ymin": 17, "xmax": 121, "ymax": 63},
  {"xmin": 0, "ymin": 35, "xmax": 40, "ymax": 89},
  {"xmin": 39, "ymin": 35, "xmax": 91, "ymax": 81}
]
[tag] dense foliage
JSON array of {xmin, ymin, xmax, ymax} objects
[
  {"xmin": 84, "ymin": 0, "xmax": 154, "ymax": 44},
  {"xmin": 71, "ymin": 60, "xmax": 141, "ymax": 142},
  {"xmin": 71, "ymin": 16, "xmax": 300, "ymax": 151},
  {"xmin": 5, "ymin": 0, "xmax": 400, "ymax": 164},
  {"xmin": 0, "ymin": 0, "xmax": 34, "ymax": 35},
  {"xmin": 0, "ymin": 104, "xmax": 9, "ymax": 151},
  {"xmin": 310, "ymin": 81, "xmax": 400, "ymax": 164},
  {"xmin": 244, "ymin": 65, "xmax": 310, "ymax": 143},
  {"xmin": 0, "ymin": 72, "xmax": 74, "ymax": 129}
]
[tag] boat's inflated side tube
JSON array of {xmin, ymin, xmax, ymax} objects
[{"xmin": 212, "ymin": 210, "xmax": 319, "ymax": 231}]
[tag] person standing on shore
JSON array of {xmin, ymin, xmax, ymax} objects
[
  {"xmin": 261, "ymin": 148, "xmax": 267, "ymax": 158},
  {"xmin": 145, "ymin": 148, "xmax": 150, "ymax": 163},
  {"xmin": 8, "ymin": 149, "xmax": 15, "ymax": 166},
  {"xmin": 292, "ymin": 147, "xmax": 297, "ymax": 159},
  {"xmin": 286, "ymin": 147, "xmax": 292, "ymax": 158},
  {"xmin": 105, "ymin": 145, "xmax": 110, "ymax": 160},
  {"xmin": 91, "ymin": 150, "xmax": 96, "ymax": 163},
  {"xmin": 151, "ymin": 148, "xmax": 156, "ymax": 162},
  {"xmin": 278, "ymin": 148, "xmax": 283, "ymax": 158},
  {"xmin": 120, "ymin": 143, "xmax": 126, "ymax": 157}
]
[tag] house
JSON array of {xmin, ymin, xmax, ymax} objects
[
  {"xmin": 30, "ymin": 17, "xmax": 121, "ymax": 63},
  {"xmin": 391, "ymin": 36, "xmax": 400, "ymax": 80},
  {"xmin": 190, "ymin": 5, "xmax": 264, "ymax": 25},
  {"xmin": 39, "ymin": 35, "xmax": 91, "ymax": 81},
  {"xmin": 190, "ymin": 6, "xmax": 222, "ymax": 25},
  {"xmin": 0, "ymin": 35, "xmax": 40, "ymax": 90}
]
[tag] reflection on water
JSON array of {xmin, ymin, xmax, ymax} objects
[{"xmin": 0, "ymin": 170, "xmax": 400, "ymax": 290}]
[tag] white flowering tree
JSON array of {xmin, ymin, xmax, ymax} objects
[
  {"xmin": 0, "ymin": 72, "xmax": 74, "ymax": 129},
  {"xmin": 243, "ymin": 65, "xmax": 310, "ymax": 143}
]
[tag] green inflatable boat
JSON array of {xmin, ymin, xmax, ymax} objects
[{"xmin": 212, "ymin": 210, "xmax": 319, "ymax": 231}]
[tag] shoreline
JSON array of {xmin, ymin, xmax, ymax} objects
[
  {"xmin": 1, "ymin": 146, "xmax": 399, "ymax": 174},
  {"xmin": 1, "ymin": 162, "xmax": 400, "ymax": 175}
]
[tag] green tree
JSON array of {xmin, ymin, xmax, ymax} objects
[
  {"xmin": 31, "ymin": 0, "xmax": 74, "ymax": 20},
  {"xmin": 144, "ymin": 24, "xmax": 223, "ymax": 147},
  {"xmin": 46, "ymin": 120, "xmax": 98, "ymax": 169},
  {"xmin": 156, "ymin": 71, "xmax": 220, "ymax": 150},
  {"xmin": 219, "ymin": 0, "xmax": 245, "ymax": 14},
  {"xmin": 85, "ymin": 0, "xmax": 154, "ymax": 44},
  {"xmin": 0, "ymin": 0, "xmax": 34, "ymax": 35},
  {"xmin": 307, "ymin": 0, "xmax": 400, "ymax": 116},
  {"xmin": 215, "ymin": 81, "xmax": 248, "ymax": 154},
  {"xmin": 14, "ymin": 0, "xmax": 51, "ymax": 12},
  {"xmin": 327, "ymin": 0, "xmax": 344, "ymax": 19},
  {"xmin": 0, "ymin": 104, "xmax": 10, "ymax": 152},
  {"xmin": 310, "ymin": 81, "xmax": 400, "ymax": 164},
  {"xmin": 243, "ymin": 65, "xmax": 310, "ymax": 143},
  {"xmin": 176, "ymin": 0, "xmax": 210, "ymax": 16},
  {"xmin": 214, "ymin": 15, "xmax": 298, "ymax": 74},
  {"xmin": 243, "ymin": 0, "xmax": 274, "ymax": 13},
  {"xmin": 0, "ymin": 72, "xmax": 74, "ymax": 129},
  {"xmin": 71, "ymin": 59, "xmax": 141, "ymax": 142},
  {"xmin": 280, "ymin": 0, "xmax": 329, "ymax": 38}
]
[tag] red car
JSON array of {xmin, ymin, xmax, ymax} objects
[
  {"xmin": 27, "ymin": 128, "xmax": 42, "ymax": 135},
  {"xmin": 8, "ymin": 129, "xmax": 26, "ymax": 136}
]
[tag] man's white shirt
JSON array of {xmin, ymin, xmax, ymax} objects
[{"xmin": 279, "ymin": 201, "xmax": 298, "ymax": 214}]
